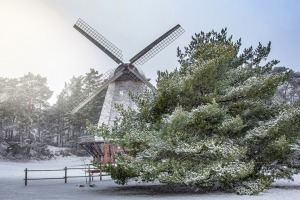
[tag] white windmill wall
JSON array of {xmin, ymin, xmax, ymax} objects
[{"xmin": 98, "ymin": 80, "xmax": 146, "ymax": 128}]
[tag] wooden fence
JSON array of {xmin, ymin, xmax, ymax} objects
[{"xmin": 24, "ymin": 165, "xmax": 108, "ymax": 186}]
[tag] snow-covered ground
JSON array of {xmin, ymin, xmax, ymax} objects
[{"xmin": 1, "ymin": 155, "xmax": 300, "ymax": 200}]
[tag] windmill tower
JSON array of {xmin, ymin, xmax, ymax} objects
[{"xmin": 71, "ymin": 19, "xmax": 184, "ymax": 128}]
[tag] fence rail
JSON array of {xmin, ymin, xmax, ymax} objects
[{"xmin": 24, "ymin": 165, "xmax": 109, "ymax": 186}]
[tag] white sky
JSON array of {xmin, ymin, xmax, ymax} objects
[{"xmin": 1, "ymin": 0, "xmax": 300, "ymax": 104}]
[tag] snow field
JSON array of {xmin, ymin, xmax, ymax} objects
[{"xmin": 0, "ymin": 156, "xmax": 300, "ymax": 200}]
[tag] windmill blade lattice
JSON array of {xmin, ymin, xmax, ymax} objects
[
  {"xmin": 130, "ymin": 24, "xmax": 185, "ymax": 65},
  {"xmin": 74, "ymin": 18, "xmax": 123, "ymax": 64},
  {"xmin": 126, "ymin": 67, "xmax": 155, "ymax": 89},
  {"xmin": 69, "ymin": 68, "xmax": 116, "ymax": 114}
]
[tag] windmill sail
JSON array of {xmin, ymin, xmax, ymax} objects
[
  {"xmin": 74, "ymin": 18, "xmax": 123, "ymax": 64},
  {"xmin": 70, "ymin": 65, "xmax": 154, "ymax": 115},
  {"xmin": 129, "ymin": 24, "xmax": 184, "ymax": 65},
  {"xmin": 126, "ymin": 67, "xmax": 155, "ymax": 89},
  {"xmin": 70, "ymin": 69, "xmax": 122, "ymax": 114}
]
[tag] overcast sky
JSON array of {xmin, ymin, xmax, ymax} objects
[{"xmin": 1, "ymin": 0, "xmax": 300, "ymax": 104}]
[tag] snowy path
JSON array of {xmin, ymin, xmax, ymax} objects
[{"xmin": 1, "ymin": 156, "xmax": 300, "ymax": 200}]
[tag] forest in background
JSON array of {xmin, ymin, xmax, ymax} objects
[
  {"xmin": 0, "ymin": 66, "xmax": 299, "ymax": 159},
  {"xmin": 0, "ymin": 68, "xmax": 107, "ymax": 159}
]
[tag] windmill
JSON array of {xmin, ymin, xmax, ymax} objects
[
  {"xmin": 71, "ymin": 19, "xmax": 184, "ymax": 164},
  {"xmin": 71, "ymin": 18, "xmax": 184, "ymax": 128}
]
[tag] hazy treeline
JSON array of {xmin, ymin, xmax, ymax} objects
[{"xmin": 0, "ymin": 69, "xmax": 105, "ymax": 147}]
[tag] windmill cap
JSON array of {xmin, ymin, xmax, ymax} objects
[{"xmin": 114, "ymin": 63, "xmax": 146, "ymax": 78}]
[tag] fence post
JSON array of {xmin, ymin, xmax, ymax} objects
[
  {"xmin": 88, "ymin": 164, "xmax": 91, "ymax": 184},
  {"xmin": 64, "ymin": 167, "xmax": 67, "ymax": 183},
  {"xmin": 24, "ymin": 168, "xmax": 28, "ymax": 186},
  {"xmin": 100, "ymin": 164, "xmax": 102, "ymax": 181}
]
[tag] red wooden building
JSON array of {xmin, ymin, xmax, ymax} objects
[{"xmin": 78, "ymin": 135, "xmax": 123, "ymax": 164}]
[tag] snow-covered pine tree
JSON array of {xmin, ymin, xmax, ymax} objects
[{"xmin": 95, "ymin": 28, "xmax": 300, "ymax": 195}]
